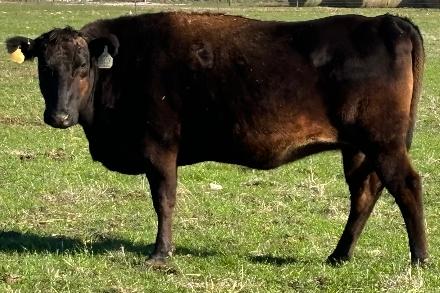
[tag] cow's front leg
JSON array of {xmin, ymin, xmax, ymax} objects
[{"xmin": 146, "ymin": 152, "xmax": 177, "ymax": 263}]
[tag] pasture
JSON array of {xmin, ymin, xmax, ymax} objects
[{"xmin": 0, "ymin": 3, "xmax": 439, "ymax": 292}]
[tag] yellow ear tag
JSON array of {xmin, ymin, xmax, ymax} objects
[{"xmin": 10, "ymin": 48, "xmax": 25, "ymax": 64}]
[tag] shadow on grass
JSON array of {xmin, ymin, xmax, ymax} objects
[
  {"xmin": 248, "ymin": 254, "xmax": 299, "ymax": 266},
  {"xmin": 0, "ymin": 230, "xmax": 217, "ymax": 258}
]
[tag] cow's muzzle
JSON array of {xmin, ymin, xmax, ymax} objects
[{"xmin": 44, "ymin": 111, "xmax": 74, "ymax": 129}]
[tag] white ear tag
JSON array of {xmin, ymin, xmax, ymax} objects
[{"xmin": 97, "ymin": 45, "xmax": 113, "ymax": 69}]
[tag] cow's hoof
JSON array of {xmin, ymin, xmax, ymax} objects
[
  {"xmin": 326, "ymin": 254, "xmax": 350, "ymax": 266},
  {"xmin": 144, "ymin": 256, "xmax": 179, "ymax": 274},
  {"xmin": 146, "ymin": 255, "xmax": 168, "ymax": 267},
  {"xmin": 411, "ymin": 257, "xmax": 429, "ymax": 267}
]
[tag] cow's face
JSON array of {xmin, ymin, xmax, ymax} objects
[{"xmin": 5, "ymin": 28, "xmax": 119, "ymax": 129}]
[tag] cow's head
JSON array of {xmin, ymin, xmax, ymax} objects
[{"xmin": 6, "ymin": 27, "xmax": 119, "ymax": 128}]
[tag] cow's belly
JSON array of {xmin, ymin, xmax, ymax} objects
[
  {"xmin": 232, "ymin": 125, "xmax": 339, "ymax": 169},
  {"xmin": 178, "ymin": 115, "xmax": 339, "ymax": 169}
]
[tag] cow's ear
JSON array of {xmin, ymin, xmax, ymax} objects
[
  {"xmin": 5, "ymin": 36, "xmax": 36, "ymax": 63},
  {"xmin": 88, "ymin": 34, "xmax": 119, "ymax": 59}
]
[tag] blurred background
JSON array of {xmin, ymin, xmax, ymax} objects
[{"xmin": 3, "ymin": 0, "xmax": 440, "ymax": 8}]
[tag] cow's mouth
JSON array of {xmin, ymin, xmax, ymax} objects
[{"xmin": 44, "ymin": 111, "xmax": 75, "ymax": 129}]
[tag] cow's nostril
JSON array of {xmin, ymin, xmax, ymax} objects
[{"xmin": 62, "ymin": 116, "xmax": 71, "ymax": 127}]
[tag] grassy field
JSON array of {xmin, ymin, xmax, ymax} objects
[{"xmin": 0, "ymin": 3, "xmax": 439, "ymax": 292}]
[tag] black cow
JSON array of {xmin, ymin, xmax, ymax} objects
[{"xmin": 6, "ymin": 12, "xmax": 427, "ymax": 265}]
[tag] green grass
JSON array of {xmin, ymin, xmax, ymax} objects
[{"xmin": 0, "ymin": 3, "xmax": 439, "ymax": 292}]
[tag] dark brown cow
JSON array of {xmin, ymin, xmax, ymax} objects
[{"xmin": 6, "ymin": 12, "xmax": 426, "ymax": 265}]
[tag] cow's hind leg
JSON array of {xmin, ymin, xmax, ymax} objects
[
  {"xmin": 373, "ymin": 147, "xmax": 427, "ymax": 265},
  {"xmin": 327, "ymin": 149, "xmax": 383, "ymax": 265},
  {"xmin": 146, "ymin": 151, "xmax": 177, "ymax": 264}
]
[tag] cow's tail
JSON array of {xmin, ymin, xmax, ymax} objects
[{"xmin": 395, "ymin": 16, "xmax": 425, "ymax": 150}]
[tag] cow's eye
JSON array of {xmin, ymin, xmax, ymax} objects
[{"xmin": 80, "ymin": 62, "xmax": 87, "ymax": 68}]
